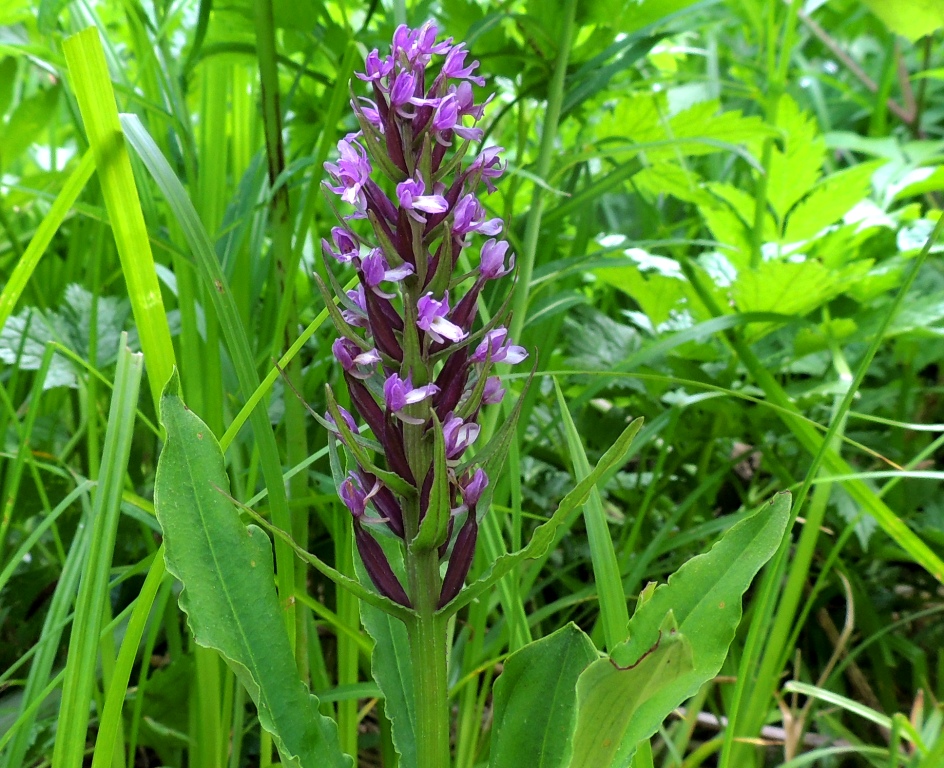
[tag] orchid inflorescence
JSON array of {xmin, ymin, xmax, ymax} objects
[{"xmin": 320, "ymin": 22, "xmax": 527, "ymax": 610}]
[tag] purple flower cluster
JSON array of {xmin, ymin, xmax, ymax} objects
[{"xmin": 321, "ymin": 22, "xmax": 526, "ymax": 609}]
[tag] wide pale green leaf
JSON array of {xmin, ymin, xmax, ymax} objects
[
  {"xmin": 359, "ymin": 599, "xmax": 416, "ymax": 767},
  {"xmin": 861, "ymin": 0, "xmax": 944, "ymax": 40},
  {"xmin": 490, "ymin": 623, "xmax": 599, "ymax": 768},
  {"xmin": 154, "ymin": 373, "xmax": 351, "ymax": 768},
  {"xmin": 568, "ymin": 614, "xmax": 694, "ymax": 768},
  {"xmin": 569, "ymin": 494, "xmax": 791, "ymax": 766}
]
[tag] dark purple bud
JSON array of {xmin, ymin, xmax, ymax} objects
[
  {"xmin": 354, "ymin": 523, "xmax": 412, "ymax": 607},
  {"xmin": 438, "ymin": 513, "xmax": 478, "ymax": 608},
  {"xmin": 346, "ymin": 375, "xmax": 387, "ymax": 439},
  {"xmin": 460, "ymin": 468, "xmax": 488, "ymax": 507},
  {"xmin": 449, "ymin": 280, "xmax": 484, "ymax": 332},
  {"xmin": 482, "ymin": 376, "xmax": 505, "ymax": 405},
  {"xmin": 434, "ymin": 349, "xmax": 470, "ymax": 418},
  {"xmin": 363, "ymin": 289, "xmax": 404, "ymax": 362}
]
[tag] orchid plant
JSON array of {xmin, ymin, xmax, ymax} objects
[{"xmin": 153, "ymin": 21, "xmax": 790, "ymax": 768}]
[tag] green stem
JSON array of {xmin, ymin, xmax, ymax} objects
[{"xmin": 407, "ymin": 549, "xmax": 450, "ymax": 768}]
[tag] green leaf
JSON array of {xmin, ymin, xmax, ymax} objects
[
  {"xmin": 860, "ymin": 0, "xmax": 944, "ymax": 41},
  {"xmin": 359, "ymin": 600, "xmax": 416, "ymax": 768},
  {"xmin": 0, "ymin": 84, "xmax": 60, "ymax": 167},
  {"xmin": 766, "ymin": 97, "xmax": 825, "ymax": 222},
  {"xmin": 569, "ymin": 494, "xmax": 791, "ymax": 765},
  {"xmin": 154, "ymin": 374, "xmax": 352, "ymax": 768},
  {"xmin": 568, "ymin": 614, "xmax": 694, "ymax": 768},
  {"xmin": 784, "ymin": 163, "xmax": 879, "ymax": 242},
  {"xmin": 489, "ymin": 624, "xmax": 599, "ymax": 768},
  {"xmin": 731, "ymin": 260, "xmax": 841, "ymax": 335}
]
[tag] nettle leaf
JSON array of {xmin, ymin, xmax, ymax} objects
[
  {"xmin": 731, "ymin": 260, "xmax": 840, "ymax": 329},
  {"xmin": 489, "ymin": 623, "xmax": 598, "ymax": 768},
  {"xmin": 154, "ymin": 374, "xmax": 351, "ymax": 768},
  {"xmin": 784, "ymin": 162, "xmax": 880, "ymax": 242},
  {"xmin": 860, "ymin": 0, "xmax": 944, "ymax": 41},
  {"xmin": 633, "ymin": 161, "xmax": 715, "ymax": 208},
  {"xmin": 766, "ymin": 97, "xmax": 825, "ymax": 222},
  {"xmin": 0, "ymin": 84, "xmax": 61, "ymax": 167},
  {"xmin": 0, "ymin": 285, "xmax": 131, "ymax": 389}
]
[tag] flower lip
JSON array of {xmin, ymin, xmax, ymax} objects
[
  {"xmin": 383, "ymin": 372, "xmax": 440, "ymax": 423},
  {"xmin": 479, "ymin": 239, "xmax": 515, "ymax": 279},
  {"xmin": 361, "ymin": 249, "xmax": 415, "ymax": 299},
  {"xmin": 396, "ymin": 177, "xmax": 449, "ymax": 223},
  {"xmin": 470, "ymin": 327, "xmax": 528, "ymax": 365},
  {"xmin": 416, "ymin": 292, "xmax": 468, "ymax": 344}
]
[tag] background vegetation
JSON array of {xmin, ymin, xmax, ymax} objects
[{"xmin": 1, "ymin": 0, "xmax": 943, "ymax": 765}]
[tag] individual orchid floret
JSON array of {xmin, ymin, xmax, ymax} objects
[
  {"xmin": 326, "ymin": 405, "xmax": 360, "ymax": 436},
  {"xmin": 417, "ymin": 292, "xmax": 467, "ymax": 344},
  {"xmin": 355, "ymin": 97, "xmax": 385, "ymax": 131},
  {"xmin": 442, "ymin": 414, "xmax": 480, "ymax": 460},
  {"xmin": 482, "ymin": 376, "xmax": 505, "ymax": 405},
  {"xmin": 431, "ymin": 95, "xmax": 484, "ymax": 144},
  {"xmin": 452, "ymin": 196, "xmax": 502, "ymax": 243},
  {"xmin": 333, "ymin": 338, "xmax": 381, "ymax": 379},
  {"xmin": 340, "ymin": 472, "xmax": 378, "ymax": 519},
  {"xmin": 390, "ymin": 71, "xmax": 419, "ymax": 116},
  {"xmin": 322, "ymin": 226, "xmax": 360, "ymax": 263},
  {"xmin": 441, "ymin": 45, "xmax": 485, "ymax": 86},
  {"xmin": 397, "ymin": 177, "xmax": 449, "ymax": 223},
  {"xmin": 393, "ymin": 21, "xmax": 452, "ymax": 69},
  {"xmin": 467, "ymin": 144, "xmax": 506, "ymax": 193},
  {"xmin": 459, "ymin": 468, "xmax": 488, "ymax": 507},
  {"xmin": 356, "ymin": 50, "xmax": 393, "ymax": 84},
  {"xmin": 479, "ymin": 239, "xmax": 514, "ymax": 279},
  {"xmin": 324, "ymin": 135, "xmax": 371, "ymax": 206},
  {"xmin": 341, "ymin": 286, "xmax": 369, "ymax": 328},
  {"xmin": 471, "ymin": 327, "xmax": 528, "ymax": 365},
  {"xmin": 361, "ymin": 249, "xmax": 415, "ymax": 299},
  {"xmin": 384, "ymin": 372, "xmax": 439, "ymax": 424}
]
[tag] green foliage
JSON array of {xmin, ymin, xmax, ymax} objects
[{"xmin": 154, "ymin": 374, "xmax": 351, "ymax": 768}]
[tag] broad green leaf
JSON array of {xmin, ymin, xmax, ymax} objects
[
  {"xmin": 861, "ymin": 0, "xmax": 944, "ymax": 40},
  {"xmin": 595, "ymin": 264, "xmax": 688, "ymax": 326},
  {"xmin": 766, "ymin": 98, "xmax": 825, "ymax": 222},
  {"xmin": 784, "ymin": 163, "xmax": 879, "ymax": 242},
  {"xmin": 154, "ymin": 374, "xmax": 351, "ymax": 768},
  {"xmin": 359, "ymin": 600, "xmax": 416, "ymax": 768},
  {"xmin": 568, "ymin": 614, "xmax": 694, "ymax": 768},
  {"xmin": 490, "ymin": 623, "xmax": 599, "ymax": 768},
  {"xmin": 0, "ymin": 84, "xmax": 60, "ymax": 167},
  {"xmin": 607, "ymin": 494, "xmax": 789, "ymax": 757},
  {"xmin": 731, "ymin": 260, "xmax": 841, "ymax": 334}
]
